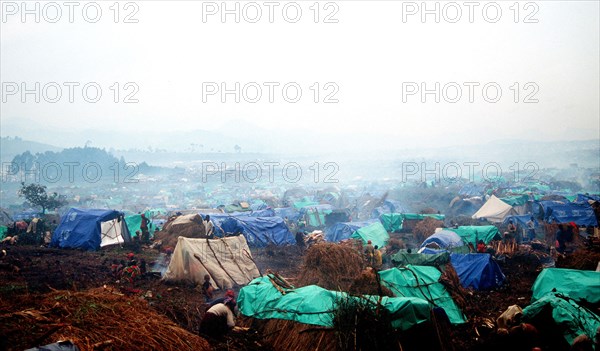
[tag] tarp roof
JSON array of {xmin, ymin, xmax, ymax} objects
[
  {"xmin": 450, "ymin": 253, "xmax": 505, "ymax": 290},
  {"xmin": 215, "ymin": 216, "xmax": 295, "ymax": 247},
  {"xmin": 447, "ymin": 225, "xmax": 501, "ymax": 245},
  {"xmin": 522, "ymin": 293, "xmax": 600, "ymax": 346},
  {"xmin": 531, "ymin": 268, "xmax": 600, "ymax": 304},
  {"xmin": 379, "ymin": 266, "xmax": 467, "ymax": 324},
  {"xmin": 238, "ymin": 275, "xmax": 431, "ymax": 331},
  {"xmin": 51, "ymin": 208, "xmax": 131, "ymax": 251},
  {"xmin": 541, "ymin": 202, "xmax": 598, "ymax": 226},
  {"xmin": 472, "ymin": 195, "xmax": 517, "ymax": 223},
  {"xmin": 391, "ymin": 251, "xmax": 450, "ymax": 267},
  {"xmin": 325, "ymin": 220, "xmax": 377, "ymax": 243},
  {"xmin": 350, "ymin": 222, "xmax": 390, "ymax": 248},
  {"xmin": 419, "ymin": 230, "xmax": 464, "ymax": 253}
]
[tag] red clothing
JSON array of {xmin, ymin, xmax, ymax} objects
[{"xmin": 477, "ymin": 243, "xmax": 486, "ymax": 253}]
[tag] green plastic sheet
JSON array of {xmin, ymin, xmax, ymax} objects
[
  {"xmin": 379, "ymin": 265, "xmax": 467, "ymax": 324},
  {"xmin": 531, "ymin": 268, "xmax": 600, "ymax": 304},
  {"xmin": 238, "ymin": 276, "xmax": 431, "ymax": 330},
  {"xmin": 350, "ymin": 222, "xmax": 390, "ymax": 248}
]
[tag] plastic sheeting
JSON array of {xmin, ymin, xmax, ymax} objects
[
  {"xmin": 522, "ymin": 293, "xmax": 600, "ymax": 346},
  {"xmin": 531, "ymin": 268, "xmax": 600, "ymax": 304},
  {"xmin": 238, "ymin": 275, "xmax": 431, "ymax": 330},
  {"xmin": 379, "ymin": 213, "xmax": 404, "ymax": 232},
  {"xmin": 213, "ymin": 216, "xmax": 295, "ymax": 247},
  {"xmin": 379, "ymin": 265, "xmax": 467, "ymax": 324},
  {"xmin": 350, "ymin": 222, "xmax": 390, "ymax": 248},
  {"xmin": 391, "ymin": 251, "xmax": 450, "ymax": 267},
  {"xmin": 419, "ymin": 230, "xmax": 464, "ymax": 253},
  {"xmin": 447, "ymin": 226, "xmax": 501, "ymax": 245},
  {"xmin": 450, "ymin": 253, "xmax": 505, "ymax": 290},
  {"xmin": 163, "ymin": 236, "xmax": 260, "ymax": 289},
  {"xmin": 540, "ymin": 202, "xmax": 598, "ymax": 226},
  {"xmin": 51, "ymin": 208, "xmax": 131, "ymax": 251},
  {"xmin": 325, "ymin": 220, "xmax": 377, "ymax": 243}
]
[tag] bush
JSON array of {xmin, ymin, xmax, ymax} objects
[{"xmin": 413, "ymin": 218, "xmax": 444, "ymax": 243}]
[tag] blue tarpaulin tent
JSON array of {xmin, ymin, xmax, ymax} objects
[
  {"xmin": 273, "ymin": 207, "xmax": 301, "ymax": 221},
  {"xmin": 450, "ymin": 253, "xmax": 505, "ymax": 290},
  {"xmin": 540, "ymin": 202, "xmax": 598, "ymax": 226},
  {"xmin": 214, "ymin": 216, "xmax": 295, "ymax": 247},
  {"xmin": 419, "ymin": 230, "xmax": 465, "ymax": 254},
  {"xmin": 503, "ymin": 215, "xmax": 539, "ymax": 228},
  {"xmin": 575, "ymin": 194, "xmax": 600, "ymax": 203},
  {"xmin": 51, "ymin": 208, "xmax": 131, "ymax": 251},
  {"xmin": 325, "ymin": 220, "xmax": 377, "ymax": 243}
]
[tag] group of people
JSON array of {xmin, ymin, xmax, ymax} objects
[
  {"xmin": 364, "ymin": 240, "xmax": 383, "ymax": 269},
  {"xmin": 110, "ymin": 252, "xmax": 147, "ymax": 286},
  {"xmin": 504, "ymin": 218, "xmax": 537, "ymax": 244}
]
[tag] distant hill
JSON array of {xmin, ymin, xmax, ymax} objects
[{"xmin": 0, "ymin": 136, "xmax": 63, "ymax": 164}]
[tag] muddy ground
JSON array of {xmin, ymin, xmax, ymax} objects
[{"xmin": 0, "ymin": 241, "xmax": 594, "ymax": 351}]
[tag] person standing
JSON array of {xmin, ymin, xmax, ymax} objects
[
  {"xmin": 526, "ymin": 217, "xmax": 536, "ymax": 242},
  {"xmin": 204, "ymin": 215, "xmax": 214, "ymax": 238},
  {"xmin": 140, "ymin": 214, "xmax": 150, "ymax": 243}
]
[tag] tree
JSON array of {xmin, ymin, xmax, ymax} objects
[{"xmin": 18, "ymin": 182, "xmax": 67, "ymax": 214}]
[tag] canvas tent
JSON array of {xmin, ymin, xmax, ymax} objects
[
  {"xmin": 450, "ymin": 253, "xmax": 505, "ymax": 290},
  {"xmin": 51, "ymin": 208, "xmax": 131, "ymax": 251},
  {"xmin": 379, "ymin": 213, "xmax": 404, "ymax": 232},
  {"xmin": 350, "ymin": 221, "xmax": 390, "ymax": 248},
  {"xmin": 163, "ymin": 236, "xmax": 260, "ymax": 289},
  {"xmin": 238, "ymin": 275, "xmax": 431, "ymax": 331},
  {"xmin": 325, "ymin": 220, "xmax": 377, "ymax": 243},
  {"xmin": 472, "ymin": 195, "xmax": 517, "ymax": 223}
]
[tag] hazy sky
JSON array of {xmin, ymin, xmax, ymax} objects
[{"xmin": 1, "ymin": 0, "xmax": 599, "ymax": 151}]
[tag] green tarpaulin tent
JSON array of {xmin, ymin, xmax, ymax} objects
[
  {"xmin": 125, "ymin": 212, "xmax": 156, "ymax": 238},
  {"xmin": 391, "ymin": 251, "xmax": 450, "ymax": 267},
  {"xmin": 500, "ymin": 195, "xmax": 530, "ymax": 207},
  {"xmin": 379, "ymin": 265, "xmax": 466, "ymax": 324},
  {"xmin": 0, "ymin": 226, "xmax": 7, "ymax": 240},
  {"xmin": 351, "ymin": 222, "xmax": 390, "ymax": 248},
  {"xmin": 238, "ymin": 276, "xmax": 431, "ymax": 331},
  {"xmin": 448, "ymin": 226, "xmax": 500, "ymax": 245},
  {"xmin": 531, "ymin": 268, "xmax": 600, "ymax": 304},
  {"xmin": 293, "ymin": 201, "xmax": 319, "ymax": 209},
  {"xmin": 380, "ymin": 213, "xmax": 403, "ymax": 232},
  {"xmin": 522, "ymin": 293, "xmax": 600, "ymax": 346},
  {"xmin": 402, "ymin": 214, "xmax": 446, "ymax": 221}
]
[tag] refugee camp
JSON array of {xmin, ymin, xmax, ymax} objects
[{"xmin": 1, "ymin": 1, "xmax": 599, "ymax": 351}]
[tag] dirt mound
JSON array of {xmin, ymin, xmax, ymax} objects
[
  {"xmin": 348, "ymin": 268, "xmax": 394, "ymax": 297},
  {"xmin": 0, "ymin": 287, "xmax": 211, "ymax": 351},
  {"xmin": 556, "ymin": 248, "xmax": 600, "ymax": 270},
  {"xmin": 296, "ymin": 242, "xmax": 363, "ymax": 291}
]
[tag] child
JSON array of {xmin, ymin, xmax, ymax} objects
[{"xmin": 202, "ymin": 274, "xmax": 214, "ymax": 301}]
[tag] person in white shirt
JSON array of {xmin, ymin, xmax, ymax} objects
[
  {"xmin": 204, "ymin": 215, "xmax": 214, "ymax": 238},
  {"xmin": 199, "ymin": 298, "xmax": 236, "ymax": 338}
]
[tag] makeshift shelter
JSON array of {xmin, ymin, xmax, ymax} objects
[
  {"xmin": 472, "ymin": 195, "xmax": 517, "ymax": 222},
  {"xmin": 214, "ymin": 216, "xmax": 295, "ymax": 247},
  {"xmin": 350, "ymin": 222, "xmax": 390, "ymax": 248},
  {"xmin": 379, "ymin": 266, "xmax": 467, "ymax": 324},
  {"xmin": 502, "ymin": 215, "xmax": 539, "ymax": 228},
  {"xmin": 522, "ymin": 293, "xmax": 600, "ymax": 346},
  {"xmin": 325, "ymin": 220, "xmax": 377, "ymax": 243},
  {"xmin": 531, "ymin": 268, "xmax": 600, "ymax": 304},
  {"xmin": 299, "ymin": 204, "xmax": 333, "ymax": 228},
  {"xmin": 163, "ymin": 236, "xmax": 260, "ymax": 289},
  {"xmin": 125, "ymin": 212, "xmax": 156, "ymax": 238},
  {"xmin": 391, "ymin": 251, "xmax": 450, "ymax": 267},
  {"xmin": 447, "ymin": 225, "xmax": 501, "ymax": 245},
  {"xmin": 539, "ymin": 202, "xmax": 598, "ymax": 226},
  {"xmin": 238, "ymin": 275, "xmax": 431, "ymax": 331},
  {"xmin": 449, "ymin": 253, "xmax": 505, "ymax": 290},
  {"xmin": 273, "ymin": 207, "xmax": 301, "ymax": 221},
  {"xmin": 379, "ymin": 213, "xmax": 404, "ymax": 232},
  {"xmin": 51, "ymin": 208, "xmax": 131, "ymax": 251},
  {"xmin": 418, "ymin": 230, "xmax": 465, "ymax": 254}
]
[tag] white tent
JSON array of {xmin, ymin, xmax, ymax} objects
[
  {"xmin": 100, "ymin": 219, "xmax": 129, "ymax": 247},
  {"xmin": 472, "ymin": 195, "xmax": 517, "ymax": 223},
  {"xmin": 164, "ymin": 235, "xmax": 260, "ymax": 289}
]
